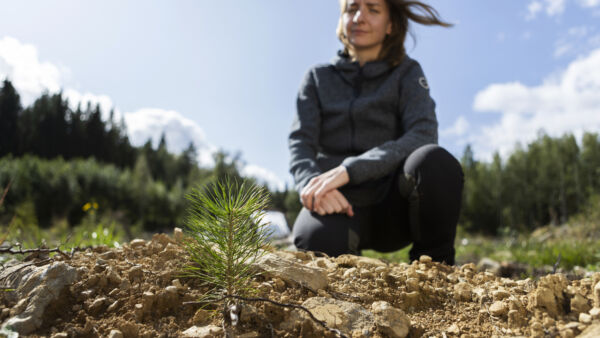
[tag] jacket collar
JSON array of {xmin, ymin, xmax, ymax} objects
[{"xmin": 331, "ymin": 50, "xmax": 393, "ymax": 83}]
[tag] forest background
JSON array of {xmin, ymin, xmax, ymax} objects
[{"xmin": 1, "ymin": 79, "xmax": 600, "ymax": 271}]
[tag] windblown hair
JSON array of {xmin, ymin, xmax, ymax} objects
[{"xmin": 336, "ymin": 0, "xmax": 453, "ymax": 66}]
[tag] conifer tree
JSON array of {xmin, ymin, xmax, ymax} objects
[{"xmin": 0, "ymin": 79, "xmax": 22, "ymax": 157}]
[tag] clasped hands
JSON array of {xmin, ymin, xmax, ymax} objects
[{"xmin": 300, "ymin": 165, "xmax": 354, "ymax": 217}]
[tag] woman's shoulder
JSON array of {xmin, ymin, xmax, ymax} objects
[{"xmin": 392, "ymin": 55, "xmax": 429, "ymax": 90}]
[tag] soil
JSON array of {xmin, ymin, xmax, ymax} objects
[{"xmin": 1, "ymin": 233, "xmax": 599, "ymax": 338}]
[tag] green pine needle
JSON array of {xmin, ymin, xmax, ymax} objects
[{"xmin": 182, "ymin": 177, "xmax": 272, "ymax": 302}]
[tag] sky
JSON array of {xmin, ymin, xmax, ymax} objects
[{"xmin": 1, "ymin": 0, "xmax": 600, "ymax": 191}]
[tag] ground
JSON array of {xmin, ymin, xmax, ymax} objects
[{"xmin": 1, "ymin": 232, "xmax": 600, "ymax": 338}]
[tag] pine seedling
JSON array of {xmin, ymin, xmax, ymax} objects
[{"xmin": 182, "ymin": 177, "xmax": 272, "ymax": 311}]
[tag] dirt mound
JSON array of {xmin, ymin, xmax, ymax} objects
[{"xmin": 2, "ymin": 232, "xmax": 600, "ymax": 337}]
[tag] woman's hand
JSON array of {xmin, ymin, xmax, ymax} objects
[
  {"xmin": 304, "ymin": 188, "xmax": 354, "ymax": 217},
  {"xmin": 300, "ymin": 165, "xmax": 352, "ymax": 216}
]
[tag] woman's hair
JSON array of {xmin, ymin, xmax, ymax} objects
[{"xmin": 336, "ymin": 0, "xmax": 453, "ymax": 66}]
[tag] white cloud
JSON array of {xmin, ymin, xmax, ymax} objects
[
  {"xmin": 0, "ymin": 36, "xmax": 62, "ymax": 106},
  {"xmin": 546, "ymin": 0, "xmax": 567, "ymax": 15},
  {"xmin": 577, "ymin": 0, "xmax": 600, "ymax": 7},
  {"xmin": 553, "ymin": 26, "xmax": 600, "ymax": 58},
  {"xmin": 526, "ymin": 1, "xmax": 544, "ymax": 20},
  {"xmin": 0, "ymin": 35, "xmax": 287, "ymax": 188},
  {"xmin": 470, "ymin": 47, "xmax": 600, "ymax": 160},
  {"xmin": 241, "ymin": 164, "xmax": 286, "ymax": 191},
  {"xmin": 527, "ymin": 0, "xmax": 600, "ymax": 19},
  {"xmin": 63, "ymin": 89, "xmax": 116, "ymax": 121},
  {"xmin": 526, "ymin": 0, "xmax": 566, "ymax": 19},
  {"xmin": 123, "ymin": 108, "xmax": 217, "ymax": 167},
  {"xmin": 441, "ymin": 116, "xmax": 470, "ymax": 137}
]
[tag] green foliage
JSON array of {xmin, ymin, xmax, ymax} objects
[
  {"xmin": 460, "ymin": 131, "xmax": 600, "ymax": 234},
  {"xmin": 182, "ymin": 178, "xmax": 272, "ymax": 302}
]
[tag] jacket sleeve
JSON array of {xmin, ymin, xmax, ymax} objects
[
  {"xmin": 289, "ymin": 68, "xmax": 322, "ymax": 193},
  {"xmin": 341, "ymin": 61, "xmax": 438, "ymax": 185}
]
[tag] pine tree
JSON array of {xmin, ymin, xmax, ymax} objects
[{"xmin": 0, "ymin": 79, "xmax": 22, "ymax": 157}]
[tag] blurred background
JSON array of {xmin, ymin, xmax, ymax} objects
[{"xmin": 1, "ymin": 1, "xmax": 600, "ymax": 274}]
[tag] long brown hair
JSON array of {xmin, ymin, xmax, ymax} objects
[{"xmin": 336, "ymin": 0, "xmax": 453, "ymax": 66}]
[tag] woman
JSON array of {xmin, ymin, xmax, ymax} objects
[{"xmin": 288, "ymin": 0, "xmax": 463, "ymax": 265}]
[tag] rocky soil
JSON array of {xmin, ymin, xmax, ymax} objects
[{"xmin": 2, "ymin": 231, "xmax": 600, "ymax": 338}]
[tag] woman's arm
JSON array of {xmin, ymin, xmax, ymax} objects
[
  {"xmin": 289, "ymin": 69, "xmax": 323, "ymax": 195},
  {"xmin": 289, "ymin": 69, "xmax": 354, "ymax": 216},
  {"xmin": 341, "ymin": 61, "xmax": 438, "ymax": 185}
]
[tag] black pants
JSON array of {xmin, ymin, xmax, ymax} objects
[{"xmin": 292, "ymin": 144, "xmax": 464, "ymax": 265}]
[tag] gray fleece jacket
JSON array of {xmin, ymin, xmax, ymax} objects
[{"xmin": 289, "ymin": 51, "xmax": 438, "ymax": 206}]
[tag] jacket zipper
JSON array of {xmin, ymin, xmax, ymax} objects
[{"xmin": 349, "ymin": 69, "xmax": 363, "ymax": 153}]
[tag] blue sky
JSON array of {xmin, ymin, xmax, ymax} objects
[{"xmin": 1, "ymin": 0, "xmax": 600, "ymax": 190}]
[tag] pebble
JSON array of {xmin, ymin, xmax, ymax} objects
[
  {"xmin": 130, "ymin": 238, "xmax": 146, "ymax": 248},
  {"xmin": 492, "ymin": 290, "xmax": 510, "ymax": 301},
  {"xmin": 108, "ymin": 329, "xmax": 124, "ymax": 338},
  {"xmin": 489, "ymin": 301, "xmax": 508, "ymax": 316},
  {"xmin": 579, "ymin": 313, "xmax": 592, "ymax": 324}
]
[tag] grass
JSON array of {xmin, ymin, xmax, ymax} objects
[
  {"xmin": 362, "ymin": 220, "xmax": 600, "ymax": 274},
  {"xmin": 1, "ymin": 206, "xmax": 129, "ymax": 264}
]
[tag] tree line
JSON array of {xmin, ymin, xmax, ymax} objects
[
  {"xmin": 0, "ymin": 79, "xmax": 302, "ymax": 232},
  {"xmin": 460, "ymin": 132, "xmax": 600, "ymax": 234},
  {"xmin": 2, "ymin": 78, "xmax": 599, "ymax": 235}
]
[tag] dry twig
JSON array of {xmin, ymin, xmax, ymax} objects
[
  {"xmin": 0, "ymin": 244, "xmax": 71, "ymax": 260},
  {"xmin": 184, "ymin": 294, "xmax": 349, "ymax": 338}
]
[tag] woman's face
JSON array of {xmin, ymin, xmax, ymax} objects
[{"xmin": 341, "ymin": 0, "xmax": 392, "ymax": 54}]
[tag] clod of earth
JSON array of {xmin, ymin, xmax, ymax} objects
[{"xmin": 1, "ymin": 231, "xmax": 600, "ymax": 337}]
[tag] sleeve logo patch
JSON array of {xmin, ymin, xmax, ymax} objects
[{"xmin": 418, "ymin": 77, "xmax": 429, "ymax": 90}]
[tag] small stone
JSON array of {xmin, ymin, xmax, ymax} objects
[
  {"xmin": 454, "ymin": 282, "xmax": 472, "ymax": 302},
  {"xmin": 107, "ymin": 300, "xmax": 120, "ymax": 313},
  {"xmin": 88, "ymin": 297, "xmax": 107, "ymax": 315},
  {"xmin": 182, "ymin": 325, "xmax": 223, "ymax": 337},
  {"xmin": 508, "ymin": 310, "xmax": 521, "ymax": 328},
  {"xmin": 172, "ymin": 279, "xmax": 184, "ymax": 289},
  {"xmin": 565, "ymin": 322, "xmax": 580, "ymax": 330},
  {"xmin": 579, "ymin": 323, "xmax": 600, "ymax": 338},
  {"xmin": 572, "ymin": 293, "xmax": 592, "ymax": 314},
  {"xmin": 447, "ymin": 323, "xmax": 460, "ymax": 335},
  {"xmin": 580, "ymin": 313, "xmax": 592, "ymax": 324},
  {"xmin": 360, "ymin": 269, "xmax": 374, "ymax": 279},
  {"xmin": 492, "ymin": 290, "xmax": 510, "ymax": 301},
  {"xmin": 543, "ymin": 316, "xmax": 555, "ymax": 329},
  {"xmin": 192, "ymin": 309, "xmax": 212, "ymax": 326},
  {"xmin": 589, "ymin": 307, "xmax": 600, "ymax": 319},
  {"xmin": 173, "ymin": 227, "xmax": 184, "ymax": 243},
  {"xmin": 594, "ymin": 281, "xmax": 600, "ymax": 307},
  {"xmin": 371, "ymin": 301, "xmax": 410, "ymax": 338},
  {"xmin": 343, "ymin": 267, "xmax": 357, "ymax": 278},
  {"xmin": 128, "ymin": 266, "xmax": 143, "ymax": 282},
  {"xmin": 130, "ymin": 238, "xmax": 146, "ymax": 248},
  {"xmin": 51, "ymin": 333, "xmax": 69, "ymax": 338},
  {"xmin": 406, "ymin": 278, "xmax": 419, "ymax": 292},
  {"xmin": 99, "ymin": 251, "xmax": 117, "ymax": 260},
  {"xmin": 489, "ymin": 301, "xmax": 508, "ymax": 316},
  {"xmin": 108, "ymin": 329, "xmax": 124, "ymax": 338},
  {"xmin": 419, "ymin": 255, "xmax": 432, "ymax": 263},
  {"xmin": 142, "ymin": 291, "xmax": 155, "ymax": 310},
  {"xmin": 134, "ymin": 303, "xmax": 144, "ymax": 321},
  {"xmin": 272, "ymin": 278, "xmax": 286, "ymax": 291}
]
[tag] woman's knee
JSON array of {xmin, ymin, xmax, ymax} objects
[
  {"xmin": 396, "ymin": 145, "xmax": 463, "ymax": 262},
  {"xmin": 292, "ymin": 208, "xmax": 359, "ymax": 256}
]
